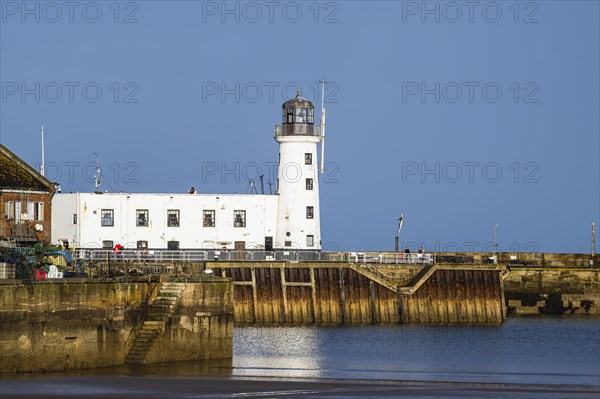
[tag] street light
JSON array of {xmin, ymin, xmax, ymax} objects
[{"xmin": 493, "ymin": 224, "xmax": 500, "ymax": 261}]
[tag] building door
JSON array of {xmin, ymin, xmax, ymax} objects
[
  {"xmin": 265, "ymin": 236, "xmax": 273, "ymax": 251},
  {"xmin": 234, "ymin": 241, "xmax": 245, "ymax": 260}
]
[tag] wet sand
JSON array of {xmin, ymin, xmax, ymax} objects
[{"xmin": 1, "ymin": 375, "xmax": 599, "ymax": 398}]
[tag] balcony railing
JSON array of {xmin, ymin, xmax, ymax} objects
[{"xmin": 274, "ymin": 124, "xmax": 321, "ymax": 137}]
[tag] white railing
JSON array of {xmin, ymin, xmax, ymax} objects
[
  {"xmin": 346, "ymin": 252, "xmax": 435, "ymax": 265},
  {"xmin": 274, "ymin": 124, "xmax": 321, "ymax": 137},
  {"xmin": 73, "ymin": 249, "xmax": 330, "ymax": 262},
  {"xmin": 72, "ymin": 249, "xmax": 436, "ymax": 265}
]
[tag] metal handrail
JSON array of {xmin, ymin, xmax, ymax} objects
[
  {"xmin": 346, "ymin": 252, "xmax": 436, "ymax": 265},
  {"xmin": 71, "ymin": 249, "xmax": 436, "ymax": 265},
  {"xmin": 124, "ymin": 278, "xmax": 161, "ymax": 347},
  {"xmin": 73, "ymin": 249, "xmax": 331, "ymax": 262}
]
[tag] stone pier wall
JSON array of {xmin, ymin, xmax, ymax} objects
[
  {"xmin": 502, "ymin": 268, "xmax": 600, "ymax": 315},
  {"xmin": 0, "ymin": 279, "xmax": 233, "ymax": 373},
  {"xmin": 210, "ymin": 263, "xmax": 505, "ymax": 324}
]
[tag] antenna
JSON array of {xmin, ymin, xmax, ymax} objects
[
  {"xmin": 259, "ymin": 175, "xmax": 265, "ymax": 195},
  {"xmin": 40, "ymin": 126, "xmax": 45, "ymax": 177},
  {"xmin": 593, "ymin": 222, "xmax": 596, "ymax": 257},
  {"xmin": 319, "ymin": 79, "xmax": 327, "ymax": 174},
  {"xmin": 248, "ymin": 179, "xmax": 257, "ymax": 194},
  {"xmin": 93, "ymin": 152, "xmax": 101, "ymax": 193}
]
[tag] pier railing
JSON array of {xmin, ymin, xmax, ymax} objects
[
  {"xmin": 345, "ymin": 252, "xmax": 436, "ymax": 265},
  {"xmin": 71, "ymin": 249, "xmax": 435, "ymax": 265},
  {"xmin": 73, "ymin": 249, "xmax": 331, "ymax": 262}
]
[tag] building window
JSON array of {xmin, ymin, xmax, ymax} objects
[
  {"xmin": 306, "ymin": 206, "xmax": 314, "ymax": 219},
  {"xmin": 306, "ymin": 178, "xmax": 313, "ymax": 190},
  {"xmin": 72, "ymin": 214, "xmax": 77, "ymax": 224},
  {"xmin": 285, "ymin": 240, "xmax": 292, "ymax": 247},
  {"xmin": 233, "ymin": 210, "xmax": 246, "ymax": 227},
  {"xmin": 4, "ymin": 201, "xmax": 14, "ymax": 220},
  {"xmin": 136, "ymin": 209, "xmax": 149, "ymax": 227},
  {"xmin": 203, "ymin": 210, "xmax": 215, "ymax": 227},
  {"xmin": 101, "ymin": 209, "xmax": 114, "ymax": 226},
  {"xmin": 167, "ymin": 210, "xmax": 180, "ymax": 227},
  {"xmin": 305, "ymin": 153, "xmax": 312, "ymax": 165},
  {"xmin": 102, "ymin": 240, "xmax": 114, "ymax": 249},
  {"xmin": 167, "ymin": 241, "xmax": 179, "ymax": 250},
  {"xmin": 13, "ymin": 201, "xmax": 21, "ymax": 223},
  {"xmin": 33, "ymin": 202, "xmax": 44, "ymax": 221},
  {"xmin": 307, "ymin": 235, "xmax": 315, "ymax": 247},
  {"xmin": 21, "ymin": 202, "xmax": 34, "ymax": 221},
  {"xmin": 137, "ymin": 240, "xmax": 148, "ymax": 250}
]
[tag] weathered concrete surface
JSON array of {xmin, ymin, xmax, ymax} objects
[
  {"xmin": 399, "ymin": 269, "xmax": 505, "ymax": 323},
  {"xmin": 0, "ymin": 279, "xmax": 233, "ymax": 373},
  {"xmin": 434, "ymin": 252, "xmax": 599, "ymax": 268},
  {"xmin": 503, "ymin": 268, "xmax": 600, "ymax": 315},
  {"xmin": 208, "ymin": 263, "xmax": 505, "ymax": 324}
]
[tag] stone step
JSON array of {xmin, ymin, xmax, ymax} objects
[
  {"xmin": 129, "ymin": 348, "xmax": 150, "ymax": 354},
  {"xmin": 138, "ymin": 329, "xmax": 162, "ymax": 335},
  {"xmin": 137, "ymin": 333, "xmax": 159, "ymax": 339},
  {"xmin": 158, "ymin": 293, "xmax": 182, "ymax": 297},
  {"xmin": 153, "ymin": 297, "xmax": 178, "ymax": 303},
  {"xmin": 147, "ymin": 309, "xmax": 171, "ymax": 315},
  {"xmin": 133, "ymin": 334, "xmax": 156, "ymax": 341},
  {"xmin": 161, "ymin": 283, "xmax": 185, "ymax": 288},
  {"xmin": 146, "ymin": 317, "xmax": 168, "ymax": 322},
  {"xmin": 130, "ymin": 342, "xmax": 152, "ymax": 353}
]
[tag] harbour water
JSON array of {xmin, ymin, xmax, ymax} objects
[{"xmin": 2, "ymin": 318, "xmax": 599, "ymax": 398}]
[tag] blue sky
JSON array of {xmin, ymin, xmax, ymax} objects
[{"xmin": 1, "ymin": 1, "xmax": 598, "ymax": 253}]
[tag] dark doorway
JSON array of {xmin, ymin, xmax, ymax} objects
[
  {"xmin": 265, "ymin": 236, "xmax": 273, "ymax": 251},
  {"xmin": 234, "ymin": 241, "xmax": 246, "ymax": 260}
]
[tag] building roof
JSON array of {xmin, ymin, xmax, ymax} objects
[
  {"xmin": 0, "ymin": 144, "xmax": 55, "ymax": 193},
  {"xmin": 282, "ymin": 91, "xmax": 314, "ymax": 109}
]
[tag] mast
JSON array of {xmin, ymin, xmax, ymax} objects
[
  {"xmin": 319, "ymin": 79, "xmax": 326, "ymax": 174},
  {"xmin": 40, "ymin": 126, "xmax": 45, "ymax": 177},
  {"xmin": 93, "ymin": 152, "xmax": 101, "ymax": 193},
  {"xmin": 593, "ymin": 222, "xmax": 596, "ymax": 257},
  {"xmin": 259, "ymin": 175, "xmax": 265, "ymax": 195}
]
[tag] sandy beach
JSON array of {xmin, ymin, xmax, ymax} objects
[{"xmin": 1, "ymin": 375, "xmax": 599, "ymax": 399}]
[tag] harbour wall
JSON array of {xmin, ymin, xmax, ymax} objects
[
  {"xmin": 155, "ymin": 261, "xmax": 598, "ymax": 321},
  {"xmin": 433, "ymin": 252, "xmax": 599, "ymax": 267},
  {"xmin": 0, "ymin": 279, "xmax": 233, "ymax": 373},
  {"xmin": 208, "ymin": 262, "xmax": 506, "ymax": 324},
  {"xmin": 502, "ymin": 268, "xmax": 600, "ymax": 316}
]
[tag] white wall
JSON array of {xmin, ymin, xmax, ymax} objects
[
  {"xmin": 52, "ymin": 193, "xmax": 278, "ymax": 249},
  {"xmin": 275, "ymin": 136, "xmax": 322, "ymax": 249},
  {"xmin": 51, "ymin": 193, "xmax": 78, "ymax": 245}
]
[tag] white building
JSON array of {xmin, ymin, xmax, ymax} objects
[{"xmin": 51, "ymin": 92, "xmax": 323, "ymax": 251}]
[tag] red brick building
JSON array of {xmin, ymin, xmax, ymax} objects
[{"xmin": 0, "ymin": 144, "xmax": 55, "ymax": 245}]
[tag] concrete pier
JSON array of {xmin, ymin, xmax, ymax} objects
[
  {"xmin": 0, "ymin": 278, "xmax": 233, "ymax": 373},
  {"xmin": 209, "ymin": 262, "xmax": 506, "ymax": 324}
]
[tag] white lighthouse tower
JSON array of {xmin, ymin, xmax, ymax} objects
[{"xmin": 274, "ymin": 91, "xmax": 322, "ymax": 250}]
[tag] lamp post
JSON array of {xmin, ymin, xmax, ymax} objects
[{"xmin": 493, "ymin": 224, "xmax": 499, "ymax": 262}]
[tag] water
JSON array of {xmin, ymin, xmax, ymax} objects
[
  {"xmin": 2, "ymin": 318, "xmax": 599, "ymax": 398},
  {"xmin": 233, "ymin": 318, "xmax": 600, "ymax": 385}
]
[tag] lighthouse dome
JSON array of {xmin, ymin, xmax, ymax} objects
[
  {"xmin": 278, "ymin": 91, "xmax": 316, "ymax": 137},
  {"xmin": 283, "ymin": 90, "xmax": 314, "ymax": 111}
]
